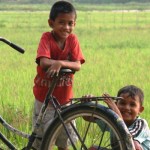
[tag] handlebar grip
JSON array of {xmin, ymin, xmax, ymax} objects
[
  {"xmin": 0, "ymin": 37, "xmax": 25, "ymax": 54},
  {"xmin": 9, "ymin": 42, "xmax": 25, "ymax": 54}
]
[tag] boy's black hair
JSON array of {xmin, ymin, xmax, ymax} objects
[
  {"xmin": 117, "ymin": 85, "xmax": 144, "ymax": 105},
  {"xmin": 49, "ymin": 1, "xmax": 77, "ymax": 20}
]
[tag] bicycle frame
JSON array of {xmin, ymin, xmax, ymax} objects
[
  {"xmin": 1, "ymin": 37, "xmax": 135, "ymax": 150},
  {"xmin": 25, "ymin": 69, "xmax": 76, "ymax": 150}
]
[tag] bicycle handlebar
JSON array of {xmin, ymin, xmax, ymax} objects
[{"xmin": 0, "ymin": 37, "xmax": 25, "ymax": 54}]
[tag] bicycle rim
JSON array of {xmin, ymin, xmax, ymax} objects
[{"xmin": 41, "ymin": 106, "xmax": 127, "ymax": 150}]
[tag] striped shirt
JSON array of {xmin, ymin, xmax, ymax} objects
[
  {"xmin": 128, "ymin": 117, "xmax": 150, "ymax": 150},
  {"xmin": 96, "ymin": 116, "xmax": 150, "ymax": 149}
]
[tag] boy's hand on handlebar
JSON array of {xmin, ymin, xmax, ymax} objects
[
  {"xmin": 102, "ymin": 93, "xmax": 116, "ymax": 109},
  {"xmin": 103, "ymin": 93, "xmax": 123, "ymax": 119}
]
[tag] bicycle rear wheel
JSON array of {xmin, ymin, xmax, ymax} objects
[{"xmin": 41, "ymin": 103, "xmax": 134, "ymax": 150}]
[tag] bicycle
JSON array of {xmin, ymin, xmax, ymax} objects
[{"xmin": 0, "ymin": 37, "xmax": 135, "ymax": 150}]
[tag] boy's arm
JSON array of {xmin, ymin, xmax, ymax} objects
[
  {"xmin": 40, "ymin": 57, "xmax": 81, "ymax": 77},
  {"xmin": 102, "ymin": 93, "xmax": 123, "ymax": 119}
]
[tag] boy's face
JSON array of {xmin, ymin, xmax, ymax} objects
[
  {"xmin": 48, "ymin": 12, "xmax": 76, "ymax": 41},
  {"xmin": 116, "ymin": 93, "xmax": 144, "ymax": 126}
]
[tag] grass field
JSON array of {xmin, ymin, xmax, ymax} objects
[
  {"xmin": 0, "ymin": 9, "xmax": 150, "ymax": 149},
  {"xmin": 1, "ymin": 2, "xmax": 150, "ymax": 11}
]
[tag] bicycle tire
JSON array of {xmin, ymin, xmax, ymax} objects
[{"xmin": 41, "ymin": 102, "xmax": 134, "ymax": 150}]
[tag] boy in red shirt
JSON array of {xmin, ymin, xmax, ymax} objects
[{"xmin": 32, "ymin": 1, "xmax": 85, "ymax": 149}]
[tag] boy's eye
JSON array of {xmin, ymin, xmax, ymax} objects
[
  {"xmin": 68, "ymin": 22, "xmax": 74, "ymax": 26},
  {"xmin": 118, "ymin": 100, "xmax": 125, "ymax": 105},
  {"xmin": 120, "ymin": 102, "xmax": 126, "ymax": 106},
  {"xmin": 130, "ymin": 103, "xmax": 136, "ymax": 107},
  {"xmin": 59, "ymin": 21, "xmax": 65, "ymax": 25}
]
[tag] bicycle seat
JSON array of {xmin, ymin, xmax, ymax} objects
[{"xmin": 59, "ymin": 68, "xmax": 75, "ymax": 75}]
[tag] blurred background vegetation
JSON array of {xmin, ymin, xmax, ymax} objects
[
  {"xmin": 1, "ymin": 0, "xmax": 150, "ymax": 4},
  {"xmin": 1, "ymin": 0, "xmax": 150, "ymax": 11}
]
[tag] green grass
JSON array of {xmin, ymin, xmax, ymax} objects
[
  {"xmin": 0, "ymin": 10, "xmax": 150, "ymax": 149},
  {"xmin": 1, "ymin": 2, "xmax": 150, "ymax": 11}
]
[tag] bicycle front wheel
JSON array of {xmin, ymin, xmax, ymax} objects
[{"xmin": 41, "ymin": 103, "xmax": 134, "ymax": 150}]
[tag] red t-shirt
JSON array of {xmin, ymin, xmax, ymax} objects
[{"xmin": 33, "ymin": 32, "xmax": 85, "ymax": 105}]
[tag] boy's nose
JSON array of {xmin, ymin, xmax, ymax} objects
[
  {"xmin": 124, "ymin": 104, "xmax": 130, "ymax": 110},
  {"xmin": 64, "ymin": 23, "xmax": 70, "ymax": 30}
]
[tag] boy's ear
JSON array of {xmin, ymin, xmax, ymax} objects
[
  {"xmin": 139, "ymin": 106, "xmax": 144, "ymax": 114},
  {"xmin": 48, "ymin": 19, "xmax": 53, "ymax": 28}
]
